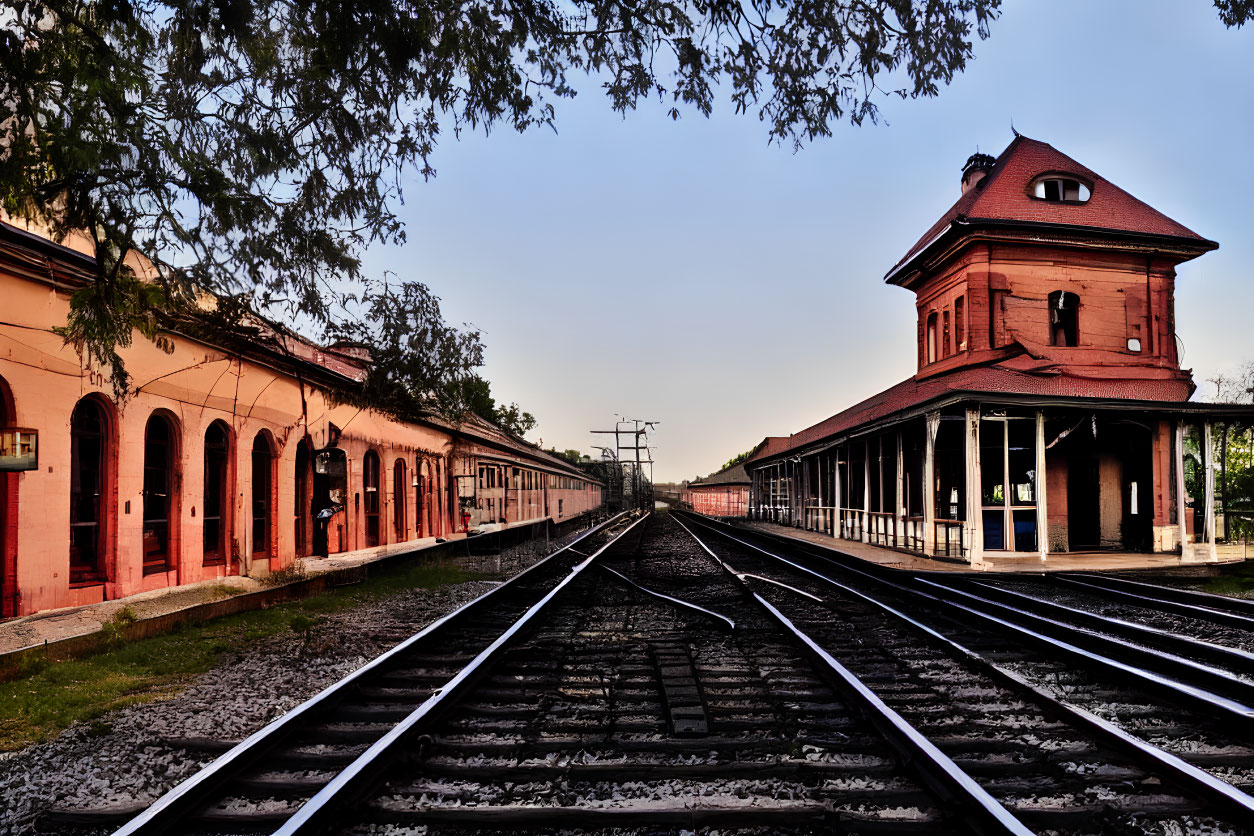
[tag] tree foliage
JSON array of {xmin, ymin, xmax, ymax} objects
[
  {"xmin": 330, "ymin": 279, "xmax": 486, "ymax": 419},
  {"xmin": 1, "ymin": 0, "xmax": 1247, "ymax": 405},
  {"xmin": 722, "ymin": 449, "xmax": 754, "ymax": 471},
  {"xmin": 1214, "ymin": 0, "xmax": 1254, "ymax": 27},
  {"xmin": 1207, "ymin": 364, "xmax": 1254, "ymax": 537},
  {"xmin": 449, "ymin": 373, "xmax": 538, "ymax": 437},
  {"xmin": 0, "ymin": 0, "xmax": 1009, "ymax": 401},
  {"xmin": 547, "ymin": 448, "xmax": 586, "ymax": 465}
]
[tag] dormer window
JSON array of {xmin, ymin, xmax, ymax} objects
[{"xmin": 1031, "ymin": 176, "xmax": 1091, "ymax": 203}]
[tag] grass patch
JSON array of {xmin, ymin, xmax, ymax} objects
[
  {"xmin": 206, "ymin": 583, "xmax": 240, "ymax": 601},
  {"xmin": 1203, "ymin": 560, "xmax": 1254, "ymax": 596},
  {"xmin": 101, "ymin": 605, "xmax": 138, "ymax": 646},
  {"xmin": 0, "ymin": 557, "xmax": 485, "ymax": 752}
]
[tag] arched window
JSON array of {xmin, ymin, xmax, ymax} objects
[
  {"xmin": 424, "ymin": 460, "xmax": 435, "ymax": 534},
  {"xmin": 142, "ymin": 414, "xmax": 178, "ymax": 575},
  {"xmin": 363, "ymin": 450, "xmax": 380, "ymax": 547},
  {"xmin": 926, "ymin": 312, "xmax": 939, "ymax": 364},
  {"xmin": 415, "ymin": 457, "xmax": 424, "ymax": 538},
  {"xmin": 954, "ymin": 296, "xmax": 966, "ymax": 350},
  {"xmin": 0, "ymin": 375, "xmax": 15, "ymax": 617},
  {"xmin": 70, "ymin": 398, "xmax": 110, "ymax": 584},
  {"xmin": 203, "ymin": 421, "xmax": 230, "ymax": 566},
  {"xmin": 295, "ymin": 439, "xmax": 310, "ymax": 556},
  {"xmin": 436, "ymin": 457, "xmax": 445, "ymax": 537},
  {"xmin": 252, "ymin": 433, "xmax": 274, "ymax": 558},
  {"xmin": 1049, "ymin": 290, "xmax": 1080, "ymax": 347},
  {"xmin": 1031, "ymin": 175, "xmax": 1091, "ymax": 203},
  {"xmin": 393, "ymin": 458, "xmax": 407, "ymax": 541}
]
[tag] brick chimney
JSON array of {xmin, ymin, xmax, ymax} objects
[{"xmin": 961, "ymin": 152, "xmax": 996, "ymax": 194}]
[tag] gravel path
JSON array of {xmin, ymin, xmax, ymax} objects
[{"xmin": 0, "ymin": 522, "xmax": 607, "ymax": 836}]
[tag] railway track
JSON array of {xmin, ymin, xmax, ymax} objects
[
  {"xmin": 50, "ymin": 509, "xmax": 1254, "ymax": 834},
  {"xmin": 333, "ymin": 515, "xmax": 968, "ymax": 833},
  {"xmin": 63, "ymin": 510, "xmax": 1013, "ymax": 835},
  {"xmin": 675, "ymin": 510, "xmax": 1254, "ymax": 834},
  {"xmin": 52, "ymin": 511, "xmax": 640, "ymax": 835}
]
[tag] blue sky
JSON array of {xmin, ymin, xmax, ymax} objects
[{"xmin": 361, "ymin": 0, "xmax": 1254, "ymax": 482}]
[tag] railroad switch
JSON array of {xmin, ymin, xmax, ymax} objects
[{"xmin": 650, "ymin": 640, "xmax": 711, "ymax": 737}]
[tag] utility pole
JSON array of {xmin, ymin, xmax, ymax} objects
[{"xmin": 592, "ymin": 417, "xmax": 658, "ymax": 511}]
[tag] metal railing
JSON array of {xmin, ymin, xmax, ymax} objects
[
  {"xmin": 839, "ymin": 508, "xmax": 862, "ymax": 542},
  {"xmin": 803, "ymin": 505, "xmax": 837, "ymax": 535},
  {"xmin": 867, "ymin": 511, "xmax": 896, "ymax": 548},
  {"xmin": 903, "ymin": 516, "xmax": 925, "ymax": 553}
]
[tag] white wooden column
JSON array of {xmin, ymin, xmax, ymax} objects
[
  {"xmin": 833, "ymin": 445, "xmax": 844, "ymax": 540},
  {"xmin": 862, "ymin": 440, "xmax": 871, "ymax": 544},
  {"xmin": 802, "ymin": 457, "xmax": 811, "ymax": 530},
  {"xmin": 1205, "ymin": 421, "xmax": 1218, "ymax": 562},
  {"xmin": 1036, "ymin": 410, "xmax": 1048, "ymax": 562},
  {"xmin": 965, "ymin": 408, "xmax": 985, "ymax": 567},
  {"xmin": 923, "ymin": 414, "xmax": 939, "ymax": 555},
  {"xmin": 895, "ymin": 431, "xmax": 905, "ymax": 546},
  {"xmin": 1175, "ymin": 421, "xmax": 1189, "ymax": 560}
]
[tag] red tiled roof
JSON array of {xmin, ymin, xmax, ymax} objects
[
  {"xmin": 446, "ymin": 412, "xmax": 594, "ymax": 479},
  {"xmin": 753, "ymin": 364, "xmax": 1194, "ymax": 462},
  {"xmin": 887, "ymin": 136, "xmax": 1214, "ymax": 280},
  {"xmin": 744, "ymin": 436, "xmax": 792, "ymax": 465}
]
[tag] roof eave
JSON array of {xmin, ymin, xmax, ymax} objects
[
  {"xmin": 884, "ymin": 218, "xmax": 1218, "ymax": 290},
  {"xmin": 745, "ymin": 389, "xmax": 1252, "ymax": 468}
]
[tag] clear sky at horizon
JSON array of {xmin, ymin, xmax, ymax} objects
[{"xmin": 359, "ymin": 0, "xmax": 1254, "ymax": 483}]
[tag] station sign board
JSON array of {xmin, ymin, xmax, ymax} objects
[{"xmin": 0, "ymin": 428, "xmax": 38, "ymax": 472}]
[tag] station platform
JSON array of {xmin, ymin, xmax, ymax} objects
[
  {"xmin": 736, "ymin": 521, "xmax": 1246, "ymax": 574},
  {"xmin": 0, "ymin": 510, "xmax": 600, "ymax": 672},
  {"xmin": 0, "ymin": 534, "xmax": 456, "ymax": 658}
]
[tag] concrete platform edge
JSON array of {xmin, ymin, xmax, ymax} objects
[{"xmin": 0, "ymin": 537, "xmax": 464, "ymax": 682}]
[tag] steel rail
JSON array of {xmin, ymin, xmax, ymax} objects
[
  {"xmin": 272, "ymin": 511, "xmax": 652, "ymax": 835},
  {"xmin": 1057, "ymin": 574, "xmax": 1254, "ymax": 630},
  {"xmin": 597, "ymin": 564, "xmax": 736, "ymax": 630},
  {"xmin": 913, "ymin": 577, "xmax": 1254, "ymax": 706},
  {"xmin": 676, "ymin": 512, "xmax": 1254, "ymax": 823},
  {"xmin": 1064, "ymin": 572, "xmax": 1254, "ymax": 617},
  {"xmin": 685, "ymin": 514, "xmax": 1254, "ymax": 734},
  {"xmin": 958, "ymin": 578, "xmax": 1254, "ymax": 670},
  {"xmin": 671, "ymin": 514, "xmax": 1034, "ymax": 836},
  {"xmin": 735, "ymin": 572, "xmax": 824, "ymax": 602},
  {"xmin": 111, "ymin": 511, "xmax": 633, "ymax": 836}
]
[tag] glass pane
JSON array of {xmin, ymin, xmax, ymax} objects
[
  {"xmin": 253, "ymin": 443, "xmax": 270, "ymax": 554},
  {"xmin": 980, "ymin": 420, "xmax": 1005, "ymax": 505},
  {"xmin": 143, "ymin": 417, "xmax": 172, "ymax": 570},
  {"xmin": 982, "ymin": 509, "xmax": 1005, "ymax": 551},
  {"xmin": 934, "ymin": 419, "xmax": 965, "ymax": 521},
  {"xmin": 1013, "ymin": 509, "xmax": 1038, "ymax": 552},
  {"xmin": 1007, "ymin": 419, "xmax": 1037, "ymax": 506}
]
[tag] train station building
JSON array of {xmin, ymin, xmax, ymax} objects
[
  {"xmin": 684, "ymin": 461, "xmax": 750, "ymax": 518},
  {"xmin": 745, "ymin": 136, "xmax": 1254, "ymax": 568},
  {"xmin": 0, "ymin": 221, "xmax": 601, "ymax": 618}
]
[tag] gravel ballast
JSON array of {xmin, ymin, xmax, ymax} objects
[{"xmin": 0, "ymin": 524, "xmax": 604, "ymax": 836}]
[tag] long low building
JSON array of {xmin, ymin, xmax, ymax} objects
[
  {"xmin": 744, "ymin": 136, "xmax": 1253, "ymax": 568},
  {"xmin": 685, "ymin": 462, "xmax": 750, "ymax": 518},
  {"xmin": 0, "ymin": 221, "xmax": 601, "ymax": 618}
]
